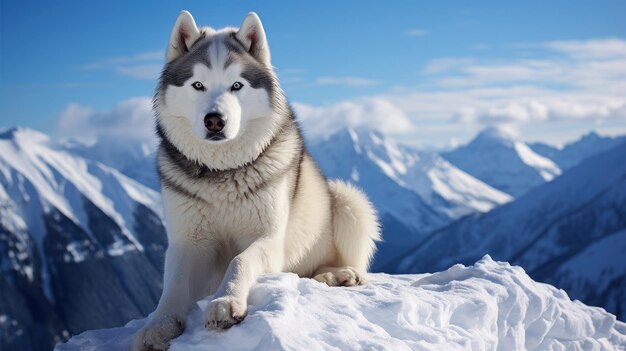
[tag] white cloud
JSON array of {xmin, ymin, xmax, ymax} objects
[
  {"xmin": 294, "ymin": 98, "xmax": 415, "ymax": 138},
  {"xmin": 422, "ymin": 39, "xmax": 626, "ymax": 94},
  {"xmin": 543, "ymin": 38, "xmax": 626, "ymax": 59},
  {"xmin": 316, "ymin": 76, "xmax": 379, "ymax": 86},
  {"xmin": 404, "ymin": 38, "xmax": 626, "ymax": 132},
  {"xmin": 451, "ymin": 96, "xmax": 626, "ymax": 125},
  {"xmin": 56, "ymin": 97, "xmax": 155, "ymax": 143},
  {"xmin": 381, "ymin": 86, "xmax": 626, "ymax": 127},
  {"xmin": 406, "ymin": 29, "xmax": 429, "ymax": 37},
  {"xmin": 82, "ymin": 51, "xmax": 163, "ymax": 80}
]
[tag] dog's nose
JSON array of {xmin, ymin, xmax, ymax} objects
[{"xmin": 204, "ymin": 112, "xmax": 225, "ymax": 132}]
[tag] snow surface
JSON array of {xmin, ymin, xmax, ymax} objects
[
  {"xmin": 551, "ymin": 229, "xmax": 626, "ymax": 316},
  {"xmin": 557, "ymin": 229, "xmax": 626, "ymax": 292},
  {"xmin": 57, "ymin": 256, "xmax": 626, "ymax": 351}
]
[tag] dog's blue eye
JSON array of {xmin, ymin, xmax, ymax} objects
[
  {"xmin": 231, "ymin": 81, "xmax": 243, "ymax": 92},
  {"xmin": 192, "ymin": 81, "xmax": 205, "ymax": 91}
]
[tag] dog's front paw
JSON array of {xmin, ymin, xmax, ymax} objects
[
  {"xmin": 314, "ymin": 267, "xmax": 363, "ymax": 287},
  {"xmin": 132, "ymin": 315, "xmax": 185, "ymax": 351},
  {"xmin": 204, "ymin": 296, "xmax": 246, "ymax": 330}
]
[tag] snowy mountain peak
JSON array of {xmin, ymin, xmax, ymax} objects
[
  {"xmin": 443, "ymin": 127, "xmax": 561, "ymax": 196},
  {"xmin": 346, "ymin": 127, "xmax": 401, "ymax": 154},
  {"xmin": 473, "ymin": 125, "xmax": 518, "ymax": 146},
  {"xmin": 0, "ymin": 128, "xmax": 161, "ymax": 232},
  {"xmin": 338, "ymin": 127, "xmax": 413, "ymax": 179},
  {"xmin": 0, "ymin": 126, "xmax": 50, "ymax": 144}
]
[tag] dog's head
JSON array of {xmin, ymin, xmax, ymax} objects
[{"xmin": 155, "ymin": 11, "xmax": 285, "ymax": 169}]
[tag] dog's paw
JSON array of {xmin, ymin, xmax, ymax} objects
[
  {"xmin": 204, "ymin": 296, "xmax": 246, "ymax": 330},
  {"xmin": 132, "ymin": 316, "xmax": 185, "ymax": 351},
  {"xmin": 314, "ymin": 267, "xmax": 364, "ymax": 287}
]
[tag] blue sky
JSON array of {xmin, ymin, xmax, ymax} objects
[{"xmin": 1, "ymin": 1, "xmax": 625, "ymax": 147}]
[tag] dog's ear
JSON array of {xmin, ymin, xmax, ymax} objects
[
  {"xmin": 235, "ymin": 12, "xmax": 270, "ymax": 66},
  {"xmin": 166, "ymin": 11, "xmax": 202, "ymax": 63}
]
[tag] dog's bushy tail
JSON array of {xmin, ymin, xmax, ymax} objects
[{"xmin": 328, "ymin": 180, "xmax": 381, "ymax": 273}]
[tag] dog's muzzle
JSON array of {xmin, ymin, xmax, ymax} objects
[
  {"xmin": 204, "ymin": 112, "xmax": 225, "ymax": 132},
  {"xmin": 204, "ymin": 112, "xmax": 227, "ymax": 141}
]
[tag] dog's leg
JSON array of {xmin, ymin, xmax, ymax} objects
[
  {"xmin": 313, "ymin": 265, "xmax": 364, "ymax": 286},
  {"xmin": 133, "ymin": 242, "xmax": 211, "ymax": 351},
  {"xmin": 204, "ymin": 237, "xmax": 283, "ymax": 329}
]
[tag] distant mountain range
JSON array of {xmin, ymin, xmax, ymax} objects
[{"xmin": 1, "ymin": 125, "xmax": 624, "ymax": 350}]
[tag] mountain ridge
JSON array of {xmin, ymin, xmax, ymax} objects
[{"xmin": 530, "ymin": 130, "xmax": 626, "ymax": 170}]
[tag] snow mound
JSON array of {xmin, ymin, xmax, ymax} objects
[{"xmin": 57, "ymin": 256, "xmax": 626, "ymax": 351}]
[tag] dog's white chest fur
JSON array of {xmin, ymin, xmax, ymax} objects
[{"xmin": 162, "ymin": 175, "xmax": 288, "ymax": 251}]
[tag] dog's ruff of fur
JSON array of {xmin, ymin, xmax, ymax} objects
[{"xmin": 133, "ymin": 11, "xmax": 380, "ymax": 351}]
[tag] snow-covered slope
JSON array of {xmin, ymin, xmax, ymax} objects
[
  {"xmin": 531, "ymin": 131, "xmax": 626, "ymax": 170},
  {"xmin": 443, "ymin": 126, "xmax": 562, "ymax": 197},
  {"xmin": 0, "ymin": 127, "xmax": 167, "ymax": 350},
  {"xmin": 65, "ymin": 137, "xmax": 160, "ymax": 191},
  {"xmin": 57, "ymin": 256, "xmax": 626, "ymax": 351},
  {"xmin": 548, "ymin": 229, "xmax": 626, "ymax": 320},
  {"xmin": 388, "ymin": 140, "xmax": 626, "ymax": 319}
]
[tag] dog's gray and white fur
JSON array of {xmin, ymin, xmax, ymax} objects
[{"xmin": 133, "ymin": 11, "xmax": 380, "ymax": 350}]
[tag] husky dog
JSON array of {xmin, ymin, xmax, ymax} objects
[{"xmin": 133, "ymin": 11, "xmax": 380, "ymax": 350}]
